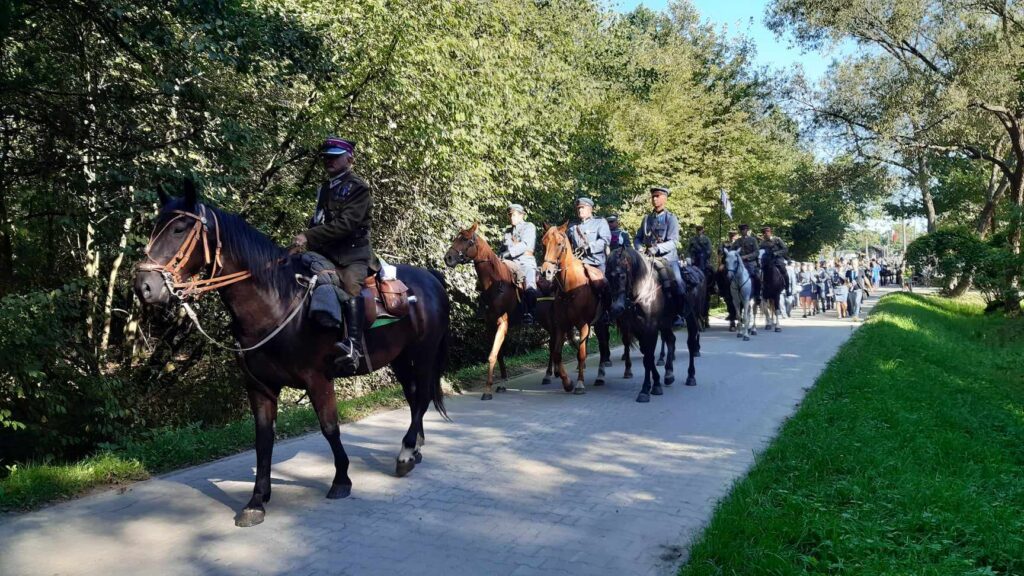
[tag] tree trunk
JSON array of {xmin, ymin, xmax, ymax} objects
[
  {"xmin": 99, "ymin": 215, "xmax": 132, "ymax": 363},
  {"xmin": 916, "ymin": 155, "xmax": 938, "ymax": 233},
  {"xmin": 948, "ymin": 274, "xmax": 972, "ymax": 297}
]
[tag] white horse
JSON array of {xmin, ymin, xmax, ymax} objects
[{"xmin": 725, "ymin": 249, "xmax": 756, "ymax": 341}]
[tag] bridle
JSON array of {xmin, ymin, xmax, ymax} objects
[
  {"xmin": 727, "ymin": 251, "xmax": 750, "ymax": 290},
  {"xmin": 138, "ymin": 204, "xmax": 252, "ymax": 300}
]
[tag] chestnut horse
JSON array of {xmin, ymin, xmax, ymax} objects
[
  {"xmin": 134, "ymin": 182, "xmax": 449, "ymax": 528},
  {"xmin": 539, "ymin": 223, "xmax": 610, "ymax": 394},
  {"xmin": 444, "ymin": 223, "xmax": 552, "ymax": 400}
]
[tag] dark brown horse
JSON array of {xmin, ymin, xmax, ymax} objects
[
  {"xmin": 539, "ymin": 223, "xmax": 609, "ymax": 394},
  {"xmin": 444, "ymin": 223, "xmax": 542, "ymax": 400},
  {"xmin": 134, "ymin": 182, "xmax": 449, "ymax": 528}
]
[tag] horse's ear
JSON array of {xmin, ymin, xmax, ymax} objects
[
  {"xmin": 468, "ymin": 221, "xmax": 479, "ymax": 236},
  {"xmin": 542, "ymin": 222, "xmax": 550, "ymax": 231},
  {"xmin": 182, "ymin": 178, "xmax": 197, "ymax": 209},
  {"xmin": 558, "ymin": 221, "xmax": 569, "ymax": 233},
  {"xmin": 156, "ymin": 184, "xmax": 171, "ymax": 206}
]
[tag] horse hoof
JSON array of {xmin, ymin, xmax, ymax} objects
[
  {"xmin": 736, "ymin": 332, "xmax": 743, "ymax": 338},
  {"xmin": 774, "ymin": 327, "xmax": 782, "ymax": 333},
  {"xmin": 686, "ymin": 377, "xmax": 697, "ymax": 387},
  {"xmin": 601, "ymin": 360, "xmax": 612, "ymax": 368},
  {"xmin": 414, "ymin": 451, "xmax": 423, "ymax": 464},
  {"xmin": 396, "ymin": 458, "xmax": 416, "ymax": 477},
  {"xmin": 562, "ymin": 382, "xmax": 574, "ymax": 393},
  {"xmin": 751, "ymin": 329, "xmax": 758, "ymax": 335},
  {"xmin": 693, "ymin": 351, "xmax": 701, "ymax": 358},
  {"xmin": 327, "ymin": 483, "xmax": 352, "ymax": 499},
  {"xmin": 664, "ymin": 374, "xmax": 675, "ymax": 386},
  {"xmin": 542, "ymin": 377, "xmax": 551, "ymax": 386},
  {"xmin": 496, "ymin": 386, "xmax": 507, "ymax": 393},
  {"xmin": 636, "ymin": 393, "xmax": 650, "ymax": 403},
  {"xmin": 594, "ymin": 378, "xmax": 605, "ymax": 386},
  {"xmin": 623, "ymin": 370, "xmax": 633, "ymax": 379},
  {"xmin": 743, "ymin": 335, "xmax": 750, "ymax": 341},
  {"xmin": 656, "ymin": 359, "xmax": 665, "ymax": 367},
  {"xmin": 651, "ymin": 384, "xmax": 664, "ymax": 396},
  {"xmin": 481, "ymin": 393, "xmax": 493, "ymax": 401},
  {"xmin": 235, "ymin": 508, "xmax": 265, "ymax": 528},
  {"xmin": 573, "ymin": 384, "xmax": 586, "ymax": 395}
]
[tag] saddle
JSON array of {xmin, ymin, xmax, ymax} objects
[
  {"xmin": 361, "ymin": 274, "xmax": 410, "ymax": 325},
  {"xmin": 583, "ymin": 264, "xmax": 605, "ymax": 284}
]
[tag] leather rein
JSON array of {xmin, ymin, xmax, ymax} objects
[{"xmin": 138, "ymin": 204, "xmax": 252, "ymax": 300}]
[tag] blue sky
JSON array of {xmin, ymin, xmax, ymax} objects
[{"xmin": 613, "ymin": 0, "xmax": 838, "ymax": 83}]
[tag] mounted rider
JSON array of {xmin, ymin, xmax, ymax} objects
[
  {"xmin": 760, "ymin": 226, "xmax": 790, "ymax": 294},
  {"xmin": 568, "ymin": 197, "xmax": 611, "ymax": 273},
  {"xmin": 634, "ymin": 186, "xmax": 685, "ymax": 301},
  {"xmin": 500, "ymin": 203, "xmax": 538, "ymax": 324},
  {"xmin": 687, "ymin": 224, "xmax": 712, "ymax": 273},
  {"xmin": 294, "ymin": 136, "xmax": 374, "ymax": 375},
  {"xmin": 607, "ymin": 214, "xmax": 631, "ymax": 251},
  {"xmin": 731, "ymin": 223, "xmax": 760, "ymax": 289}
]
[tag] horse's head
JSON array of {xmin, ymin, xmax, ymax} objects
[
  {"xmin": 724, "ymin": 249, "xmax": 741, "ymax": 281},
  {"xmin": 134, "ymin": 180, "xmax": 214, "ymax": 306},
  {"xmin": 540, "ymin": 222, "xmax": 570, "ymax": 282},
  {"xmin": 606, "ymin": 247, "xmax": 634, "ymax": 321},
  {"xmin": 444, "ymin": 222, "xmax": 481, "ymax": 268}
]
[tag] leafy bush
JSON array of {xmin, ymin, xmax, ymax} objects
[{"xmin": 906, "ymin": 228, "xmax": 1024, "ymax": 306}]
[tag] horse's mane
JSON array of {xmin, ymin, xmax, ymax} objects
[{"xmin": 209, "ymin": 205, "xmax": 299, "ymax": 297}]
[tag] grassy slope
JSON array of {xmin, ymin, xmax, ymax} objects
[{"xmin": 680, "ymin": 293, "xmax": 1024, "ymax": 575}]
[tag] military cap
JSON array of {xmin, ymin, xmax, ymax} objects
[
  {"xmin": 321, "ymin": 136, "xmax": 355, "ymax": 156},
  {"xmin": 738, "ymin": 223, "xmax": 750, "ymax": 231},
  {"xmin": 576, "ymin": 197, "xmax": 595, "ymax": 208},
  {"xmin": 606, "ymin": 214, "xmax": 619, "ymax": 223},
  {"xmin": 695, "ymin": 225, "xmax": 705, "ymax": 231},
  {"xmin": 649, "ymin": 186, "xmax": 670, "ymax": 196},
  {"xmin": 762, "ymin": 225, "xmax": 772, "ymax": 233},
  {"xmin": 508, "ymin": 203, "xmax": 526, "ymax": 214}
]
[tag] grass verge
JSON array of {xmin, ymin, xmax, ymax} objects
[{"xmin": 680, "ymin": 292, "xmax": 1024, "ymax": 575}]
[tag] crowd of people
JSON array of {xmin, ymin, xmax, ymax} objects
[{"xmin": 785, "ymin": 257, "xmax": 897, "ymax": 322}]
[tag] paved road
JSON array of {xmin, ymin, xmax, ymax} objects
[{"xmin": 0, "ymin": 294, "xmax": 885, "ymax": 576}]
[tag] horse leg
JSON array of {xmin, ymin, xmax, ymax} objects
[
  {"xmin": 302, "ymin": 373, "xmax": 355, "ymax": 495},
  {"xmin": 595, "ymin": 322, "xmax": 609, "ymax": 386},
  {"xmin": 658, "ymin": 324, "xmax": 675, "ymax": 390},
  {"xmin": 685, "ymin": 316, "xmax": 698, "ymax": 386},
  {"xmin": 483, "ymin": 314, "xmax": 509, "ymax": 400},
  {"xmin": 554, "ymin": 327, "xmax": 572, "ymax": 393},
  {"xmin": 496, "ymin": 350, "xmax": 508, "ymax": 393},
  {"xmin": 391, "ymin": 357, "xmax": 424, "ymax": 477},
  {"xmin": 542, "ymin": 331, "xmax": 554, "ymax": 385},
  {"xmin": 773, "ymin": 298, "xmax": 782, "ymax": 332},
  {"xmin": 621, "ymin": 323, "xmax": 633, "ymax": 379},
  {"xmin": 597, "ymin": 322, "xmax": 612, "ymax": 368},
  {"xmin": 574, "ymin": 323, "xmax": 589, "ymax": 395},
  {"xmin": 236, "ymin": 388, "xmax": 279, "ymax": 527},
  {"xmin": 657, "ymin": 338, "xmax": 666, "ymax": 366},
  {"xmin": 636, "ymin": 332, "xmax": 657, "ymax": 403}
]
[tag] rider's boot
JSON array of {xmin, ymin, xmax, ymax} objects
[
  {"xmin": 522, "ymin": 288, "xmax": 538, "ymax": 325},
  {"xmin": 334, "ymin": 297, "xmax": 365, "ymax": 375}
]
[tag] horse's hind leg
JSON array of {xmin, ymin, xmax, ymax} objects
[
  {"xmin": 620, "ymin": 323, "xmax": 634, "ymax": 379},
  {"xmin": 574, "ymin": 323, "xmax": 590, "ymax": 394},
  {"xmin": 496, "ymin": 350, "xmax": 508, "ymax": 393},
  {"xmin": 658, "ymin": 326, "xmax": 675, "ymax": 391},
  {"xmin": 657, "ymin": 339, "xmax": 666, "ymax": 366},
  {"xmin": 483, "ymin": 314, "xmax": 509, "ymax": 400},
  {"xmin": 392, "ymin": 357, "xmax": 423, "ymax": 477},
  {"xmin": 236, "ymin": 387, "xmax": 280, "ymax": 527},
  {"xmin": 595, "ymin": 322, "xmax": 610, "ymax": 386},
  {"xmin": 307, "ymin": 373, "xmax": 353, "ymax": 499},
  {"xmin": 685, "ymin": 317, "xmax": 698, "ymax": 386}
]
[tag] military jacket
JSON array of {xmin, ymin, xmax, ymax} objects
[
  {"xmin": 569, "ymin": 217, "xmax": 611, "ymax": 269},
  {"xmin": 731, "ymin": 234, "xmax": 760, "ymax": 263},
  {"xmin": 635, "ymin": 210, "xmax": 680, "ymax": 262},
  {"xmin": 502, "ymin": 222, "xmax": 537, "ymax": 264},
  {"xmin": 759, "ymin": 236, "xmax": 789, "ymax": 258},
  {"xmin": 304, "ymin": 170, "xmax": 373, "ymax": 266},
  {"xmin": 688, "ymin": 234, "xmax": 712, "ymax": 262}
]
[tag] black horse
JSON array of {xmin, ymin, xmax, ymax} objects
[
  {"xmin": 607, "ymin": 247, "xmax": 698, "ymax": 403},
  {"xmin": 134, "ymin": 182, "xmax": 449, "ymax": 528},
  {"xmin": 760, "ymin": 249, "xmax": 786, "ymax": 332}
]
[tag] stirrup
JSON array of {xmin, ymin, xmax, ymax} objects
[
  {"xmin": 522, "ymin": 312, "xmax": 535, "ymax": 325},
  {"xmin": 333, "ymin": 338, "xmax": 363, "ymax": 374}
]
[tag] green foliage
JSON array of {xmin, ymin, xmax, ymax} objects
[
  {"xmin": 681, "ymin": 293, "xmax": 1024, "ymax": 575},
  {"xmin": 906, "ymin": 228, "xmax": 1024, "ymax": 304}
]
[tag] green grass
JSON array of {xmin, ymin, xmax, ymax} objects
[{"xmin": 680, "ymin": 292, "xmax": 1024, "ymax": 576}]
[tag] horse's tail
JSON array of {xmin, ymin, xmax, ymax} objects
[{"xmin": 432, "ymin": 327, "xmax": 451, "ymax": 422}]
